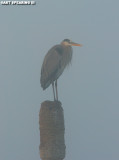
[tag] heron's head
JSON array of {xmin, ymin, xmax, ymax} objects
[{"xmin": 61, "ymin": 39, "xmax": 82, "ymax": 47}]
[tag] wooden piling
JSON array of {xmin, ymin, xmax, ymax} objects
[{"xmin": 39, "ymin": 101, "xmax": 66, "ymax": 160}]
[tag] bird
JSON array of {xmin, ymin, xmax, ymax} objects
[{"xmin": 40, "ymin": 39, "xmax": 82, "ymax": 101}]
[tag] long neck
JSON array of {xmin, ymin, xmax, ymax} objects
[{"xmin": 62, "ymin": 45, "xmax": 73, "ymax": 67}]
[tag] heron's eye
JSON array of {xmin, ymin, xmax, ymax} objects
[{"xmin": 67, "ymin": 39, "xmax": 71, "ymax": 43}]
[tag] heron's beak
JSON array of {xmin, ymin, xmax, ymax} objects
[{"xmin": 70, "ymin": 42, "xmax": 82, "ymax": 47}]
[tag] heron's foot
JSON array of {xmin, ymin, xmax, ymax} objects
[{"xmin": 54, "ymin": 99, "xmax": 62, "ymax": 105}]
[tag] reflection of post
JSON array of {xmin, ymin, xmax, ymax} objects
[{"xmin": 39, "ymin": 101, "xmax": 66, "ymax": 160}]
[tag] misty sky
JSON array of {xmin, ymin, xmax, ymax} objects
[{"xmin": 0, "ymin": 0, "xmax": 119, "ymax": 160}]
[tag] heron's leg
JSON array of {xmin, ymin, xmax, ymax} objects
[
  {"xmin": 52, "ymin": 82, "xmax": 55, "ymax": 101},
  {"xmin": 55, "ymin": 80, "xmax": 58, "ymax": 101}
]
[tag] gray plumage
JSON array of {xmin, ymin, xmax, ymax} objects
[
  {"xmin": 40, "ymin": 44, "xmax": 72, "ymax": 90},
  {"xmin": 40, "ymin": 39, "xmax": 82, "ymax": 101}
]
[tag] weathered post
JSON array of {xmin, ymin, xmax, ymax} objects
[{"xmin": 39, "ymin": 101, "xmax": 66, "ymax": 160}]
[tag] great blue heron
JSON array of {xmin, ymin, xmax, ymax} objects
[{"xmin": 40, "ymin": 39, "xmax": 82, "ymax": 101}]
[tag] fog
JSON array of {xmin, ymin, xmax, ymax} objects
[{"xmin": 0, "ymin": 0, "xmax": 119, "ymax": 160}]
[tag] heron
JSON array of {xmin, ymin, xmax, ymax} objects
[{"xmin": 40, "ymin": 39, "xmax": 82, "ymax": 101}]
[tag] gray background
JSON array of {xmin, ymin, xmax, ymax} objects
[{"xmin": 0, "ymin": 0, "xmax": 119, "ymax": 160}]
